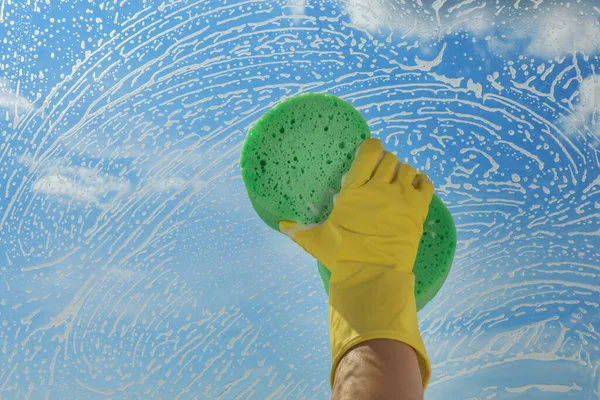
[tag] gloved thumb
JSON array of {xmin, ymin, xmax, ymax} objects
[
  {"xmin": 279, "ymin": 220, "xmax": 299, "ymax": 236},
  {"xmin": 279, "ymin": 220, "xmax": 316, "ymax": 248},
  {"xmin": 279, "ymin": 220, "xmax": 333, "ymax": 267}
]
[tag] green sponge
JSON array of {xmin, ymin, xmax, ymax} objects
[{"xmin": 241, "ymin": 93, "xmax": 456, "ymax": 310}]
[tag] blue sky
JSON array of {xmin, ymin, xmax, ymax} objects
[{"xmin": 0, "ymin": 0, "xmax": 599, "ymax": 398}]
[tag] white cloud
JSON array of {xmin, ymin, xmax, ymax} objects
[
  {"xmin": 575, "ymin": 76, "xmax": 600, "ymax": 118},
  {"xmin": 0, "ymin": 91, "xmax": 32, "ymax": 112},
  {"xmin": 562, "ymin": 75, "xmax": 599, "ymax": 134},
  {"xmin": 344, "ymin": 0, "xmax": 439, "ymax": 39},
  {"xmin": 345, "ymin": 0, "xmax": 393, "ymax": 30},
  {"xmin": 287, "ymin": 0, "xmax": 306, "ymax": 16},
  {"xmin": 146, "ymin": 177, "xmax": 186, "ymax": 192},
  {"xmin": 340, "ymin": 1, "xmax": 599, "ymax": 60},
  {"xmin": 526, "ymin": 9, "xmax": 600, "ymax": 58},
  {"xmin": 32, "ymin": 165, "xmax": 129, "ymax": 207},
  {"xmin": 0, "ymin": 79, "xmax": 33, "ymax": 116},
  {"xmin": 341, "ymin": 0, "xmax": 498, "ymax": 41}
]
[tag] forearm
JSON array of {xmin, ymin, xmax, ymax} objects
[{"xmin": 332, "ymin": 339, "xmax": 424, "ymax": 400}]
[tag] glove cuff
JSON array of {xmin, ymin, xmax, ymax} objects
[{"xmin": 328, "ymin": 265, "xmax": 430, "ymax": 390}]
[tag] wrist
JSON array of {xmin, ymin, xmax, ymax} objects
[{"xmin": 328, "ymin": 266, "xmax": 430, "ymax": 389}]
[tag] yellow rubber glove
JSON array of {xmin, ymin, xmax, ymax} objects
[{"xmin": 280, "ymin": 138, "xmax": 434, "ymax": 389}]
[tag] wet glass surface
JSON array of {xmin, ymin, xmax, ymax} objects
[{"xmin": 0, "ymin": 0, "xmax": 599, "ymax": 398}]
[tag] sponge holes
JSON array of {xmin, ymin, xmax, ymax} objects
[{"xmin": 416, "ymin": 279, "xmax": 432, "ymax": 288}]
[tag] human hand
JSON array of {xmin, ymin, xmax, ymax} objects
[{"xmin": 279, "ymin": 138, "xmax": 434, "ymax": 277}]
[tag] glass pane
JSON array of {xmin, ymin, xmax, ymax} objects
[{"xmin": 1, "ymin": 0, "xmax": 598, "ymax": 398}]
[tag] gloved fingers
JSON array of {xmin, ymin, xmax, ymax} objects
[
  {"xmin": 413, "ymin": 172, "xmax": 435, "ymax": 200},
  {"xmin": 341, "ymin": 138, "xmax": 384, "ymax": 191},
  {"xmin": 279, "ymin": 220, "xmax": 327, "ymax": 261},
  {"xmin": 393, "ymin": 162, "xmax": 418, "ymax": 189},
  {"xmin": 372, "ymin": 151, "xmax": 400, "ymax": 183},
  {"xmin": 279, "ymin": 220, "xmax": 302, "ymax": 238}
]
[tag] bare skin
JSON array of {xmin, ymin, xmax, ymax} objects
[{"xmin": 332, "ymin": 339, "xmax": 424, "ymax": 400}]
